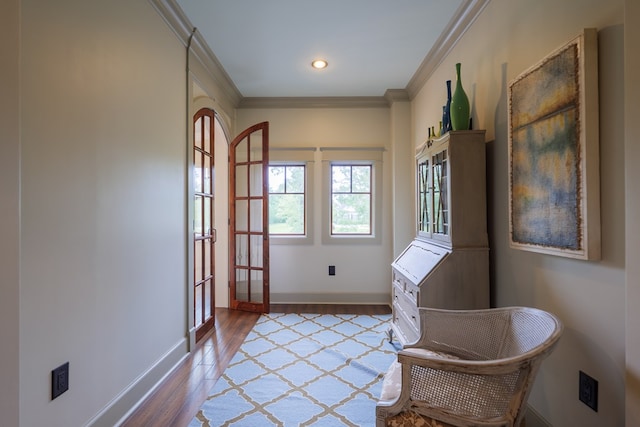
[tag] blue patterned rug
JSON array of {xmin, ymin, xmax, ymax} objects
[{"xmin": 189, "ymin": 313, "xmax": 400, "ymax": 427}]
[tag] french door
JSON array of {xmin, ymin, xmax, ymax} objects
[
  {"xmin": 193, "ymin": 109, "xmax": 216, "ymax": 341},
  {"xmin": 229, "ymin": 122, "xmax": 270, "ymax": 313}
]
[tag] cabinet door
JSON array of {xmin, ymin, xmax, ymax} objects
[
  {"xmin": 417, "ymin": 144, "xmax": 451, "ymax": 243},
  {"xmin": 417, "ymin": 154, "xmax": 431, "ymax": 236},
  {"xmin": 431, "ymin": 147, "xmax": 450, "ymax": 241}
]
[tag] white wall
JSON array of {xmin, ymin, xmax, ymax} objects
[
  {"xmin": 412, "ymin": 1, "xmax": 625, "ymax": 425},
  {"xmin": 236, "ymin": 108, "xmax": 394, "ymax": 304},
  {"xmin": 625, "ymin": 0, "xmax": 640, "ymax": 424},
  {"xmin": 19, "ymin": 1, "xmax": 189, "ymax": 425},
  {"xmin": 0, "ymin": 0, "xmax": 21, "ymax": 425}
]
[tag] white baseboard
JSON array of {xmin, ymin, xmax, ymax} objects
[
  {"xmin": 86, "ymin": 338, "xmax": 189, "ymax": 427},
  {"xmin": 270, "ymin": 292, "xmax": 391, "ymax": 305}
]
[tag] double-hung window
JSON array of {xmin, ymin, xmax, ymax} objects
[
  {"xmin": 268, "ymin": 164, "xmax": 305, "ymax": 235},
  {"xmin": 330, "ymin": 164, "xmax": 372, "ymax": 235},
  {"xmin": 321, "ymin": 147, "xmax": 384, "ymax": 244},
  {"xmin": 267, "ymin": 147, "xmax": 315, "ymax": 244}
]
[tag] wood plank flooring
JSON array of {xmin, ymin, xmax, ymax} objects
[{"xmin": 121, "ymin": 304, "xmax": 390, "ymax": 427}]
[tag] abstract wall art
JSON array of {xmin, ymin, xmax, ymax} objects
[{"xmin": 508, "ymin": 29, "xmax": 601, "ymax": 260}]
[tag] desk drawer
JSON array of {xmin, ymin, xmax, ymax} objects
[
  {"xmin": 392, "ymin": 270, "xmax": 419, "ymax": 305},
  {"xmin": 391, "ymin": 303, "xmax": 419, "ymax": 345}
]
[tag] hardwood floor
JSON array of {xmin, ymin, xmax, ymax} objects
[{"xmin": 121, "ymin": 304, "xmax": 390, "ymax": 426}]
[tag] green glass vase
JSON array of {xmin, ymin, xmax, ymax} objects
[{"xmin": 450, "ymin": 63, "xmax": 470, "ymax": 131}]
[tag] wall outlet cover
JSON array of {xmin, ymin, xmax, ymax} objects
[
  {"xmin": 52, "ymin": 362, "xmax": 69, "ymax": 400},
  {"xmin": 579, "ymin": 370, "xmax": 598, "ymax": 412}
]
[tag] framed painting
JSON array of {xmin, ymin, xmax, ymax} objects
[{"xmin": 508, "ymin": 28, "xmax": 600, "ymax": 260}]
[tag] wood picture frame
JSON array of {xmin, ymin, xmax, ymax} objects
[{"xmin": 508, "ymin": 28, "xmax": 600, "ymax": 260}]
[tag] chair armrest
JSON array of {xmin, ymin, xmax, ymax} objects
[{"xmin": 398, "ymin": 348, "xmax": 535, "ymax": 376}]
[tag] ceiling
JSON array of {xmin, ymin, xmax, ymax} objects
[{"xmin": 175, "ymin": 0, "xmax": 477, "ymax": 99}]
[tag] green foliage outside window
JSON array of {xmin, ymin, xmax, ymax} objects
[
  {"xmin": 268, "ymin": 165, "xmax": 305, "ymax": 235},
  {"xmin": 331, "ymin": 165, "xmax": 371, "ymax": 234}
]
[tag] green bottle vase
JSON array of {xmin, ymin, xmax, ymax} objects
[{"xmin": 450, "ymin": 63, "xmax": 470, "ymax": 131}]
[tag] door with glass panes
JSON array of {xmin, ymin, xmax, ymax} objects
[
  {"xmin": 193, "ymin": 108, "xmax": 216, "ymax": 341},
  {"xmin": 229, "ymin": 121, "xmax": 270, "ymax": 313}
]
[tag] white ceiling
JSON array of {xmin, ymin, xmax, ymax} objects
[{"xmin": 176, "ymin": 0, "xmax": 468, "ymax": 98}]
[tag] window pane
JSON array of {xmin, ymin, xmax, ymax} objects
[
  {"xmin": 418, "ymin": 159, "xmax": 430, "ymax": 233},
  {"xmin": 236, "ymin": 234, "xmax": 248, "ymax": 266},
  {"xmin": 235, "ymin": 200, "xmax": 248, "ymax": 232},
  {"xmin": 203, "ymin": 155, "xmax": 212, "ymax": 194},
  {"xmin": 204, "ymin": 279, "xmax": 212, "ymax": 318},
  {"xmin": 194, "ymin": 117, "xmax": 203, "ymax": 149},
  {"xmin": 203, "ymin": 115, "xmax": 211, "ymax": 153},
  {"xmin": 269, "ymin": 194, "xmax": 304, "ymax": 234},
  {"xmin": 250, "ymin": 234, "xmax": 263, "ymax": 267},
  {"xmin": 351, "ymin": 166, "xmax": 371, "ymax": 192},
  {"xmin": 332, "ymin": 166, "xmax": 352, "ymax": 192},
  {"xmin": 332, "ymin": 193, "xmax": 371, "ymax": 234},
  {"xmin": 204, "ymin": 237, "xmax": 211, "ymax": 277},
  {"xmin": 250, "ymin": 270, "xmax": 263, "ymax": 303},
  {"xmin": 195, "ymin": 241, "xmax": 203, "ymax": 282},
  {"xmin": 235, "ymin": 165, "xmax": 248, "ymax": 198},
  {"xmin": 268, "ymin": 166, "xmax": 285, "ymax": 193},
  {"xmin": 235, "ymin": 269, "xmax": 248, "ymax": 302},
  {"xmin": 286, "ymin": 166, "xmax": 305, "ymax": 193},
  {"xmin": 250, "ymin": 130, "xmax": 262, "ymax": 162},
  {"xmin": 194, "ymin": 195, "xmax": 203, "ymax": 235},
  {"xmin": 203, "ymin": 196, "xmax": 211, "ymax": 235},
  {"xmin": 194, "ymin": 284, "xmax": 202, "ymax": 326},
  {"xmin": 235, "ymin": 137, "xmax": 248, "ymax": 163},
  {"xmin": 250, "ymin": 199, "xmax": 263, "ymax": 232},
  {"xmin": 194, "ymin": 153, "xmax": 203, "ymax": 193},
  {"xmin": 249, "ymin": 164, "xmax": 263, "ymax": 197}
]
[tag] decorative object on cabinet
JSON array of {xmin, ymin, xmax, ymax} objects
[
  {"xmin": 508, "ymin": 28, "xmax": 600, "ymax": 260},
  {"xmin": 444, "ymin": 79, "xmax": 452, "ymax": 133},
  {"xmin": 377, "ymin": 306, "xmax": 563, "ymax": 427},
  {"xmin": 450, "ymin": 63, "xmax": 470, "ymax": 131},
  {"xmin": 389, "ymin": 130, "xmax": 489, "ymax": 346}
]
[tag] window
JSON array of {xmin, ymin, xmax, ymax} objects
[
  {"xmin": 321, "ymin": 147, "xmax": 384, "ymax": 244},
  {"xmin": 267, "ymin": 147, "xmax": 315, "ymax": 245},
  {"xmin": 331, "ymin": 164, "xmax": 371, "ymax": 235},
  {"xmin": 268, "ymin": 164, "xmax": 305, "ymax": 235}
]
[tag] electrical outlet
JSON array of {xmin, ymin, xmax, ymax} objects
[
  {"xmin": 579, "ymin": 370, "xmax": 598, "ymax": 411},
  {"xmin": 51, "ymin": 362, "xmax": 69, "ymax": 400},
  {"xmin": 328, "ymin": 265, "xmax": 336, "ymax": 276}
]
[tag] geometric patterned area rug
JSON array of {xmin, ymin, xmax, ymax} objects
[{"xmin": 189, "ymin": 313, "xmax": 400, "ymax": 427}]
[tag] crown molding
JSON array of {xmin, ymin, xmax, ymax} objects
[
  {"xmin": 237, "ymin": 96, "xmax": 391, "ymax": 109},
  {"xmin": 149, "ymin": 0, "xmax": 488, "ymax": 109},
  {"xmin": 148, "ymin": 0, "xmax": 242, "ymax": 107},
  {"xmin": 384, "ymin": 89, "xmax": 410, "ymax": 103},
  {"xmin": 405, "ymin": 0, "xmax": 490, "ymax": 99}
]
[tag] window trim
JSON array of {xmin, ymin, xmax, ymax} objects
[
  {"xmin": 268, "ymin": 147, "xmax": 315, "ymax": 245},
  {"xmin": 321, "ymin": 147, "xmax": 384, "ymax": 245}
]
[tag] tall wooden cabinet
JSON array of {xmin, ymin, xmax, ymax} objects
[{"xmin": 390, "ymin": 130, "xmax": 490, "ymax": 345}]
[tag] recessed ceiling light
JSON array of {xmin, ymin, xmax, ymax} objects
[{"xmin": 311, "ymin": 59, "xmax": 328, "ymax": 70}]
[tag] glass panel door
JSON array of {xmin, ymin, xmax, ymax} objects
[
  {"xmin": 229, "ymin": 122, "xmax": 269, "ymax": 313},
  {"xmin": 193, "ymin": 108, "xmax": 216, "ymax": 341}
]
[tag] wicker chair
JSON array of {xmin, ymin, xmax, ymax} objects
[{"xmin": 376, "ymin": 307, "xmax": 563, "ymax": 427}]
